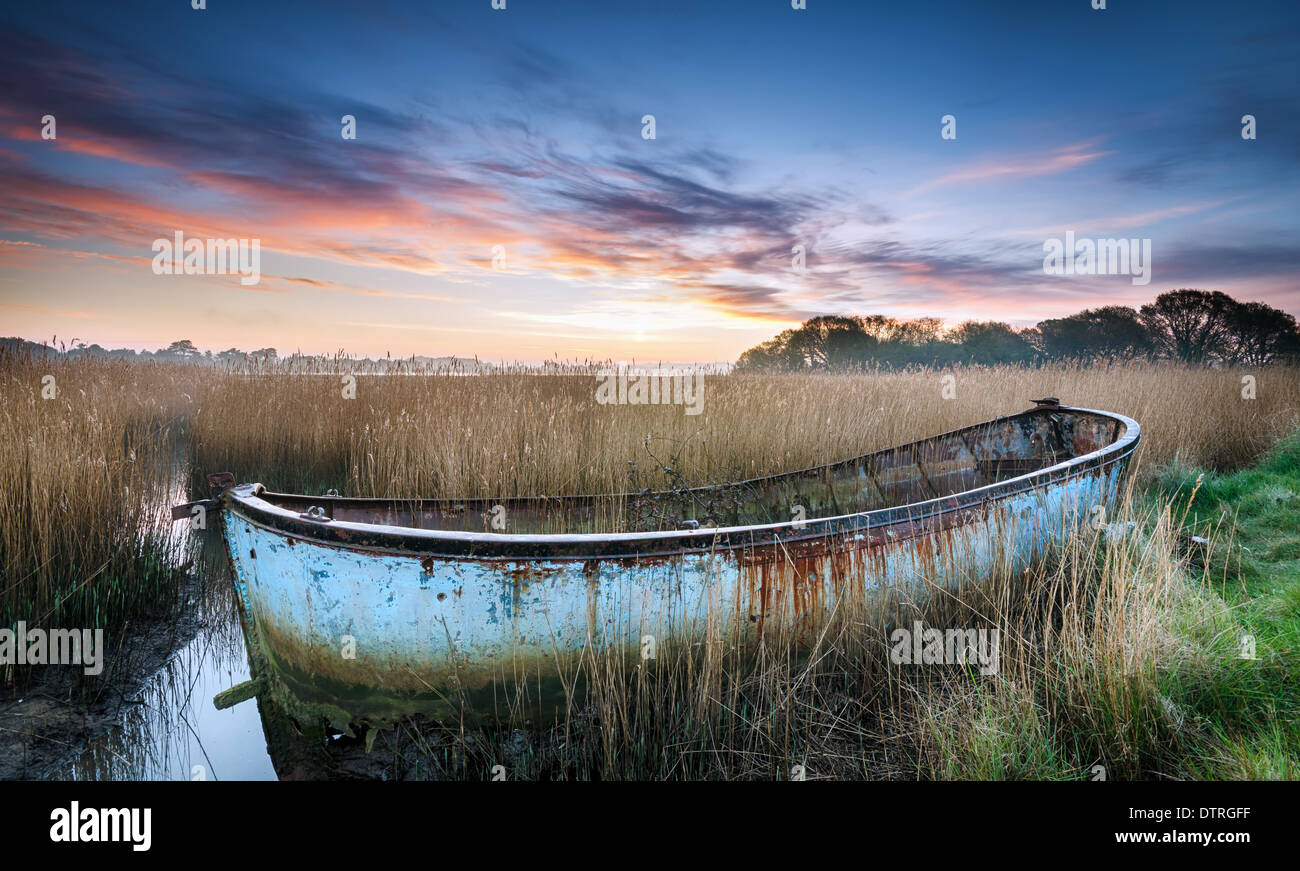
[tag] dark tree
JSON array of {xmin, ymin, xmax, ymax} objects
[
  {"xmin": 735, "ymin": 331, "xmax": 803, "ymax": 372},
  {"xmin": 944, "ymin": 321, "xmax": 1036, "ymax": 364},
  {"xmin": 789, "ymin": 316, "xmax": 875, "ymax": 369},
  {"xmin": 1226, "ymin": 301, "xmax": 1300, "ymax": 365},
  {"xmin": 1139, "ymin": 290, "xmax": 1238, "ymax": 363},
  {"xmin": 858, "ymin": 315, "xmax": 945, "ymax": 366},
  {"xmin": 1036, "ymin": 306, "xmax": 1151, "ymax": 359},
  {"xmin": 162, "ymin": 339, "xmax": 200, "ymax": 359}
]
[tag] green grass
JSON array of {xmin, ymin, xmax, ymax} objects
[
  {"xmin": 891, "ymin": 435, "xmax": 1300, "ymax": 782},
  {"xmin": 1149, "ymin": 431, "xmax": 1300, "ymax": 778}
]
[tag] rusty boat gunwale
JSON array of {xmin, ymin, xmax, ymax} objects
[{"xmin": 215, "ymin": 402, "xmax": 1141, "ymax": 561}]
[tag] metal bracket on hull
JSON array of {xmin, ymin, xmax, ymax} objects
[
  {"xmin": 170, "ymin": 498, "xmax": 219, "ymax": 521},
  {"xmin": 213, "ymin": 678, "xmax": 265, "ymax": 710},
  {"xmin": 208, "ymin": 471, "xmax": 237, "ymax": 494},
  {"xmin": 170, "ymin": 472, "xmax": 253, "ymax": 520}
]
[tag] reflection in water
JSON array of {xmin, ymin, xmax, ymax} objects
[
  {"xmin": 63, "ymin": 619, "xmax": 276, "ymax": 781},
  {"xmin": 62, "ymin": 510, "xmax": 276, "ymax": 780}
]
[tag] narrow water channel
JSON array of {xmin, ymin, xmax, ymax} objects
[
  {"xmin": 58, "ymin": 455, "xmax": 277, "ymax": 780},
  {"xmin": 61, "ymin": 612, "xmax": 275, "ymax": 781}
]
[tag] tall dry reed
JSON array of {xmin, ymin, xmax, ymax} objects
[
  {"xmin": 0, "ymin": 352, "xmax": 197, "ymax": 636},
  {"xmin": 188, "ymin": 360, "xmax": 1300, "ymax": 500}
]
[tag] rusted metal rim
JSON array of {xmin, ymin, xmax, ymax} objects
[{"xmin": 220, "ymin": 404, "xmax": 1140, "ymax": 560}]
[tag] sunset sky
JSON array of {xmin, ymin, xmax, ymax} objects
[{"xmin": 1, "ymin": 0, "xmax": 1297, "ymax": 363}]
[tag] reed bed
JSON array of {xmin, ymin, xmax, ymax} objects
[
  {"xmin": 188, "ymin": 360, "xmax": 1300, "ymax": 502},
  {"xmin": 0, "ymin": 353, "xmax": 199, "ymax": 639}
]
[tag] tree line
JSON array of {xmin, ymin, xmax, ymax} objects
[
  {"xmin": 734, "ymin": 289, "xmax": 1300, "ymax": 371},
  {"xmin": 0, "ymin": 337, "xmax": 484, "ymax": 371},
  {"xmin": 0, "ymin": 337, "xmax": 280, "ymax": 363}
]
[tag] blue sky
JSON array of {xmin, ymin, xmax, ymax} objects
[{"xmin": 1, "ymin": 0, "xmax": 1296, "ymax": 361}]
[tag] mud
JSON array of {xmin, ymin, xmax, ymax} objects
[{"xmin": 0, "ymin": 576, "xmax": 205, "ymax": 780}]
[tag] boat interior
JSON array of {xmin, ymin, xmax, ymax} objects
[{"xmin": 256, "ymin": 405, "xmax": 1126, "ymax": 535}]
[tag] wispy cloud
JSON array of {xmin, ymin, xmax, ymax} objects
[{"xmin": 911, "ymin": 142, "xmax": 1113, "ymax": 194}]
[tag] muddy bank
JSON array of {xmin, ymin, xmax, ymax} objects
[{"xmin": 0, "ymin": 578, "xmax": 206, "ymax": 780}]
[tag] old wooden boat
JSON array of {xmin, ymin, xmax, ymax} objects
[{"xmin": 181, "ymin": 398, "xmax": 1138, "ymax": 730}]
